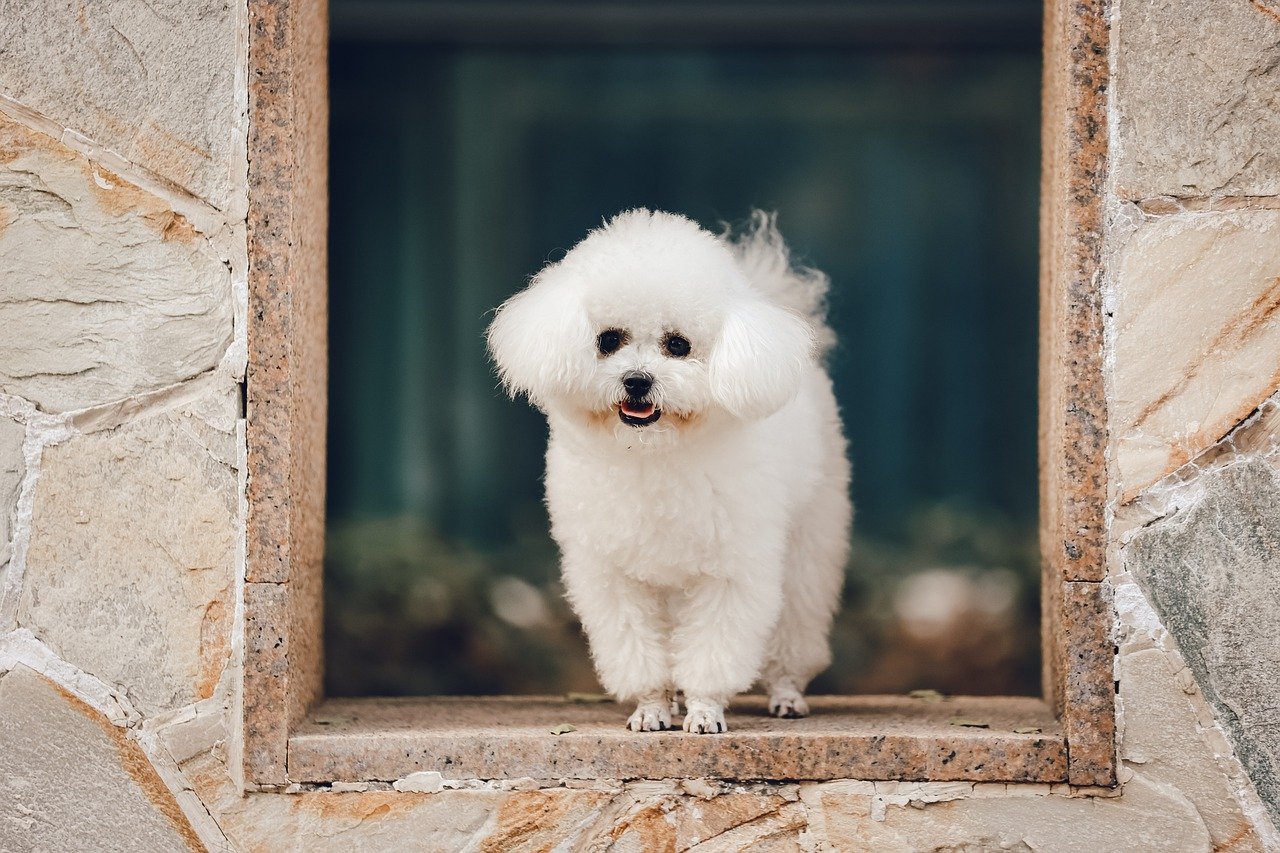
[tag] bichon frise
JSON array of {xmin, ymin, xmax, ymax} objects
[{"xmin": 486, "ymin": 209, "xmax": 851, "ymax": 733}]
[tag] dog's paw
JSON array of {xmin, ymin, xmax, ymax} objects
[
  {"xmin": 627, "ymin": 699, "xmax": 672, "ymax": 732},
  {"xmin": 682, "ymin": 699, "xmax": 727, "ymax": 734},
  {"xmin": 769, "ymin": 687, "xmax": 810, "ymax": 719}
]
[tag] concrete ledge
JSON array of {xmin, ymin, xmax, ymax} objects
[{"xmin": 289, "ymin": 695, "xmax": 1066, "ymax": 784}]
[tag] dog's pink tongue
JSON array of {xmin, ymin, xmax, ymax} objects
[{"xmin": 622, "ymin": 401, "xmax": 654, "ymax": 417}]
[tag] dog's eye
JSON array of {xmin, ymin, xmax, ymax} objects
[
  {"xmin": 597, "ymin": 329, "xmax": 624, "ymax": 355},
  {"xmin": 663, "ymin": 334, "xmax": 691, "ymax": 358}
]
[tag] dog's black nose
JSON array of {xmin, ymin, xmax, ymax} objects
[{"xmin": 622, "ymin": 372, "xmax": 653, "ymax": 398}]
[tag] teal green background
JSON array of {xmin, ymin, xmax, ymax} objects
[{"xmin": 326, "ymin": 5, "xmax": 1043, "ymax": 697}]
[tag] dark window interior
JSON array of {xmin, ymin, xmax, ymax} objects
[{"xmin": 326, "ymin": 0, "xmax": 1043, "ymax": 698}]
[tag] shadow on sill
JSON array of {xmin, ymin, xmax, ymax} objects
[{"xmin": 288, "ymin": 695, "xmax": 1066, "ymax": 784}]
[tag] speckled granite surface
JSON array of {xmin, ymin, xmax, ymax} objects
[
  {"xmin": 289, "ymin": 695, "xmax": 1067, "ymax": 784},
  {"xmin": 243, "ymin": 0, "xmax": 330, "ymax": 787}
]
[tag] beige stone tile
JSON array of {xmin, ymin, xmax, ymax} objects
[
  {"xmin": 0, "ymin": 0, "xmax": 242, "ymax": 209},
  {"xmin": 1114, "ymin": 0, "xmax": 1280, "ymax": 199},
  {"xmin": 677, "ymin": 800, "xmax": 806, "ymax": 852},
  {"xmin": 475, "ymin": 789, "xmax": 615, "ymax": 852},
  {"xmin": 812, "ymin": 772, "xmax": 1216, "ymax": 852},
  {"xmin": 184, "ymin": 750, "xmax": 557, "ymax": 853},
  {"xmin": 1119, "ymin": 648, "xmax": 1263, "ymax": 852},
  {"xmin": 0, "ymin": 115, "xmax": 233, "ymax": 412},
  {"xmin": 182, "ymin": 740, "xmax": 1265, "ymax": 853},
  {"xmin": 0, "ymin": 664, "xmax": 199, "ymax": 851},
  {"xmin": 1112, "ymin": 211, "xmax": 1280, "ymax": 500},
  {"xmin": 18, "ymin": 403, "xmax": 235, "ymax": 715},
  {"xmin": 189, "ymin": 749, "xmax": 810, "ymax": 853},
  {"xmin": 593, "ymin": 790, "xmax": 807, "ymax": 852}
]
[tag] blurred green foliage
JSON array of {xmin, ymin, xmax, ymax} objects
[{"xmin": 326, "ymin": 502, "xmax": 1038, "ymax": 697}]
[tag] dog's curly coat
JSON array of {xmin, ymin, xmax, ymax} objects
[{"xmin": 487, "ymin": 209, "xmax": 851, "ymax": 733}]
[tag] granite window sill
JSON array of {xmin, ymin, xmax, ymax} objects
[{"xmin": 288, "ymin": 695, "xmax": 1065, "ymax": 784}]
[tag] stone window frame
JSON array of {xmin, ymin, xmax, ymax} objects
[{"xmin": 238, "ymin": 0, "xmax": 1116, "ymax": 790}]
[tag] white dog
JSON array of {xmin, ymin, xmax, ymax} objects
[{"xmin": 487, "ymin": 209, "xmax": 851, "ymax": 733}]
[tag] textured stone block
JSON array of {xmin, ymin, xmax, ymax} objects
[
  {"xmin": 0, "ymin": 664, "xmax": 199, "ymax": 850},
  {"xmin": 183, "ymin": 744, "xmax": 1262, "ymax": 853},
  {"xmin": 1112, "ymin": 211, "xmax": 1280, "ymax": 499},
  {"xmin": 18, "ymin": 401, "xmax": 235, "ymax": 715},
  {"xmin": 0, "ymin": 417, "xmax": 22, "ymax": 569},
  {"xmin": 1114, "ymin": 0, "xmax": 1280, "ymax": 198},
  {"xmin": 605, "ymin": 793, "xmax": 805, "ymax": 852},
  {"xmin": 0, "ymin": 115, "xmax": 233, "ymax": 412},
  {"xmin": 472, "ymin": 789, "xmax": 618, "ymax": 852},
  {"xmin": 1128, "ymin": 459, "xmax": 1280, "ymax": 827},
  {"xmin": 0, "ymin": 0, "xmax": 242, "ymax": 209},
  {"xmin": 810, "ymin": 774, "xmax": 1218, "ymax": 852},
  {"xmin": 289, "ymin": 696, "xmax": 1066, "ymax": 784},
  {"xmin": 186, "ymin": 750, "xmax": 508, "ymax": 852},
  {"xmin": 189, "ymin": 748, "xmax": 802, "ymax": 853}
]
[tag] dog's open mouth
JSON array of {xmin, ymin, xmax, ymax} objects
[{"xmin": 618, "ymin": 399, "xmax": 661, "ymax": 427}]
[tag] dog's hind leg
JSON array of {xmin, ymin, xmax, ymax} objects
[{"xmin": 761, "ymin": 484, "xmax": 850, "ymax": 718}]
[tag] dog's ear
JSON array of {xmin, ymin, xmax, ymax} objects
[
  {"xmin": 709, "ymin": 298, "xmax": 816, "ymax": 419},
  {"xmin": 487, "ymin": 272, "xmax": 593, "ymax": 406}
]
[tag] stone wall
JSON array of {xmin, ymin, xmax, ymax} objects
[{"xmin": 2, "ymin": 0, "xmax": 1279, "ymax": 850}]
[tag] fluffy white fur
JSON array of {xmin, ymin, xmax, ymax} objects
[{"xmin": 487, "ymin": 209, "xmax": 852, "ymax": 733}]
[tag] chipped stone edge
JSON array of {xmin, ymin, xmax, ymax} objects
[
  {"xmin": 286, "ymin": 773, "xmax": 1121, "ymax": 806},
  {"xmin": 0, "ymin": 92, "xmax": 231, "ymax": 236},
  {"xmin": 1115, "ymin": 394, "xmax": 1280, "ymax": 530},
  {"xmin": 134, "ymin": 724, "xmax": 236, "ymax": 852},
  {"xmin": 0, "ymin": 394, "xmax": 71, "ymax": 631},
  {"xmin": 1132, "ymin": 195, "xmax": 1280, "ymax": 216},
  {"xmin": 228, "ymin": 405, "xmax": 250, "ymax": 794},
  {"xmin": 0, "ymin": 630, "xmax": 138, "ymax": 725}
]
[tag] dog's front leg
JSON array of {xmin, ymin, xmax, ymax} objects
[
  {"xmin": 562, "ymin": 558, "xmax": 673, "ymax": 730},
  {"xmin": 670, "ymin": 573, "xmax": 783, "ymax": 733}
]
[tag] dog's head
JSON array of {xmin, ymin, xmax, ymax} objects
[{"xmin": 487, "ymin": 210, "xmax": 816, "ymax": 444}]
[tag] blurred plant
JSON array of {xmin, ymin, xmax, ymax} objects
[
  {"xmin": 326, "ymin": 501, "xmax": 1039, "ymax": 698},
  {"xmin": 818, "ymin": 502, "xmax": 1041, "ymax": 696},
  {"xmin": 324, "ymin": 516, "xmax": 596, "ymax": 696}
]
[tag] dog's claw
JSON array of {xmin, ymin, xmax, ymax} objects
[
  {"xmin": 768, "ymin": 688, "xmax": 810, "ymax": 719},
  {"xmin": 682, "ymin": 700, "xmax": 727, "ymax": 734},
  {"xmin": 627, "ymin": 698, "xmax": 673, "ymax": 732}
]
